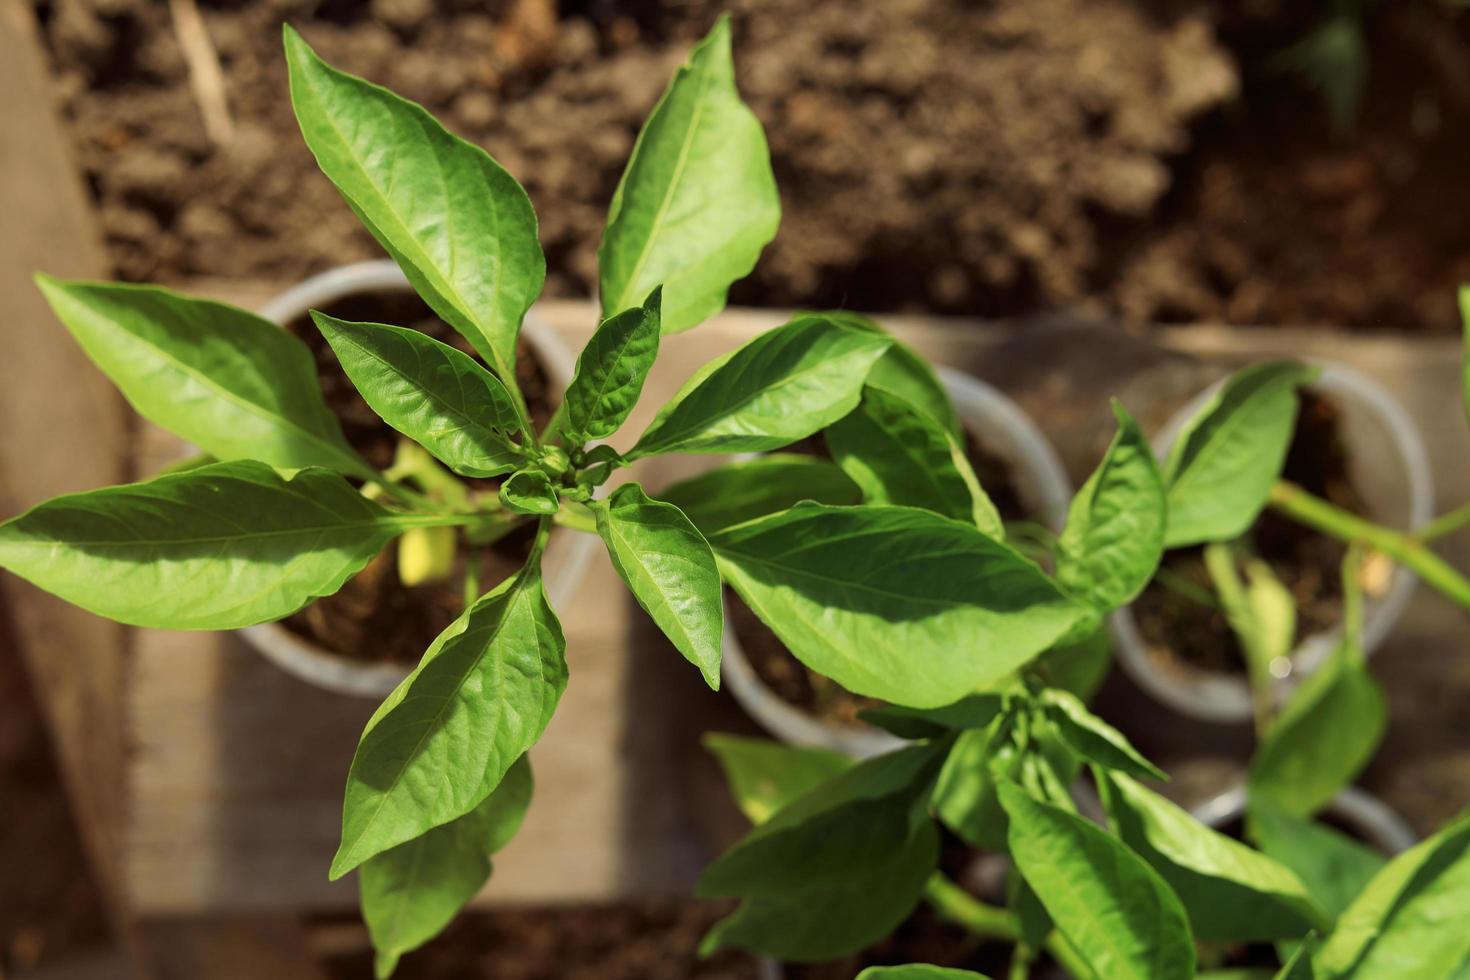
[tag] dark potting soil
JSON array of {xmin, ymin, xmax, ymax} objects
[
  {"xmin": 278, "ymin": 289, "xmax": 551, "ymax": 666},
  {"xmin": 737, "ymin": 431, "xmax": 1030, "ymax": 727},
  {"xmin": 1132, "ymin": 390, "xmax": 1374, "ymax": 679},
  {"xmin": 316, "ymin": 900, "xmax": 761, "ymax": 980},
  {"xmin": 785, "ymin": 905, "xmax": 1042, "ymax": 980},
  {"xmin": 32, "ymin": 0, "xmax": 1470, "ymax": 332}
]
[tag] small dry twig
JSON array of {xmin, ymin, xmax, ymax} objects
[{"xmin": 169, "ymin": 0, "xmax": 235, "ymax": 147}]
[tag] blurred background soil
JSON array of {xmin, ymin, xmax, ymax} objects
[{"xmin": 27, "ymin": 0, "xmax": 1470, "ymax": 331}]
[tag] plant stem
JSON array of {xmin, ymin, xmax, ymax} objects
[
  {"xmin": 924, "ymin": 874, "xmax": 1018, "ymax": 941},
  {"xmin": 553, "ymin": 500, "xmax": 599, "ymax": 535},
  {"xmin": 923, "ymin": 874, "xmax": 1092, "ymax": 979},
  {"xmin": 1269, "ymin": 481, "xmax": 1470, "ymax": 610},
  {"xmin": 1415, "ymin": 501, "xmax": 1470, "ymax": 544},
  {"xmin": 462, "ymin": 551, "xmax": 481, "ymax": 608},
  {"xmin": 1342, "ymin": 543, "xmax": 1364, "ymax": 657},
  {"xmin": 1153, "ymin": 566, "xmax": 1224, "ymax": 611},
  {"xmin": 1203, "ymin": 542, "xmax": 1273, "ymax": 738}
]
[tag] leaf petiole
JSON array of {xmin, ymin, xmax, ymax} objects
[
  {"xmin": 1270, "ymin": 480, "xmax": 1470, "ymax": 610},
  {"xmin": 923, "ymin": 873, "xmax": 1091, "ymax": 979},
  {"xmin": 553, "ymin": 500, "xmax": 599, "ymax": 535}
]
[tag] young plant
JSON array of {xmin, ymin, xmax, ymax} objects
[{"xmin": 696, "ymin": 317, "xmax": 1470, "ymax": 976}]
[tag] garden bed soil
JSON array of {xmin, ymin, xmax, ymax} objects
[
  {"xmin": 784, "ymin": 904, "xmax": 1053, "ymax": 980},
  {"xmin": 1132, "ymin": 391, "xmax": 1373, "ymax": 679},
  {"xmin": 30, "ymin": 0, "xmax": 1470, "ymax": 332},
  {"xmin": 277, "ymin": 289, "xmax": 549, "ymax": 666},
  {"xmin": 316, "ymin": 900, "xmax": 761, "ymax": 979},
  {"xmin": 737, "ymin": 433, "xmax": 1029, "ymax": 727}
]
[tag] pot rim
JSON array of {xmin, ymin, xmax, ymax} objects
[
  {"xmin": 237, "ymin": 259, "xmax": 598, "ymax": 698},
  {"xmin": 1192, "ymin": 782, "xmax": 1418, "ymax": 855},
  {"xmin": 1114, "ymin": 359, "xmax": 1434, "ymax": 724},
  {"xmin": 720, "ymin": 366, "xmax": 1077, "ymax": 757}
]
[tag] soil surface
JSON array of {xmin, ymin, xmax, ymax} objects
[
  {"xmin": 739, "ymin": 432, "xmax": 1029, "ymax": 726},
  {"xmin": 1132, "ymin": 391, "xmax": 1370, "ymax": 678},
  {"xmin": 29, "ymin": 0, "xmax": 1470, "ymax": 331},
  {"xmin": 278, "ymin": 288, "xmax": 547, "ymax": 665},
  {"xmin": 317, "ymin": 900, "xmax": 761, "ymax": 979}
]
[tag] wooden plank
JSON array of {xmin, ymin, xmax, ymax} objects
[
  {"xmin": 0, "ymin": 0, "xmax": 133, "ymax": 938},
  {"xmin": 118, "ymin": 288, "xmax": 1470, "ymax": 911}
]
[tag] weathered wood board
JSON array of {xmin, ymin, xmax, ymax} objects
[
  {"xmin": 0, "ymin": 0, "xmax": 134, "ymax": 940},
  {"xmin": 119, "ymin": 290, "xmax": 1470, "ymax": 914}
]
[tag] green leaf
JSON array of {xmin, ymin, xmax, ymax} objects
[
  {"xmin": 1163, "ymin": 361, "xmax": 1318, "ymax": 548},
  {"xmin": 361, "ymin": 755, "xmax": 533, "ymax": 979},
  {"xmin": 498, "ymin": 470, "xmax": 558, "ymax": 516},
  {"xmin": 1317, "ymin": 809, "xmax": 1470, "ymax": 978},
  {"xmin": 35, "ymin": 276, "xmax": 370, "ymax": 478},
  {"xmin": 1249, "ymin": 797, "xmax": 1385, "ymax": 921},
  {"xmin": 699, "ymin": 745, "xmax": 943, "ymax": 961},
  {"xmin": 709, "ymin": 504, "xmax": 1086, "ymax": 707},
  {"xmin": 0, "ymin": 461, "xmax": 410, "ymax": 630},
  {"xmin": 331, "ymin": 560, "xmax": 565, "ymax": 877},
  {"xmin": 1246, "ymin": 557, "xmax": 1297, "ymax": 663},
  {"xmin": 1277, "ymin": 936, "xmax": 1319, "ymax": 980},
  {"xmin": 562, "ymin": 289, "xmax": 662, "ymax": 444},
  {"xmin": 284, "ymin": 26, "xmax": 543, "ymax": 383},
  {"xmin": 1030, "ymin": 625, "xmax": 1113, "ymax": 702},
  {"xmin": 657, "ymin": 454, "xmax": 860, "ymax": 535},
  {"xmin": 824, "ymin": 312, "xmax": 962, "ymax": 437},
  {"xmin": 1042, "ymin": 688, "xmax": 1166, "ymax": 781},
  {"xmin": 935, "ymin": 725, "xmax": 1015, "ymax": 852},
  {"xmin": 1056, "ymin": 403, "xmax": 1165, "ymax": 611},
  {"xmin": 592, "ymin": 482, "xmax": 722, "ymax": 688},
  {"xmin": 826, "ymin": 385, "xmax": 1001, "ymax": 536},
  {"xmin": 698, "ymin": 743, "xmax": 944, "ymax": 899},
  {"xmin": 628, "ymin": 316, "xmax": 891, "ymax": 458},
  {"xmin": 312, "ymin": 312, "xmax": 524, "ymax": 477},
  {"xmin": 1099, "ymin": 771, "xmax": 1325, "ymax": 942},
  {"xmin": 1249, "ymin": 646, "xmax": 1386, "ymax": 818},
  {"xmin": 858, "ymin": 693, "xmax": 1005, "ymax": 740},
  {"xmin": 999, "ymin": 781, "xmax": 1196, "ymax": 980},
  {"xmin": 700, "ymin": 818, "xmax": 938, "ymax": 962},
  {"xmin": 857, "ymin": 967, "xmax": 992, "ymax": 980},
  {"xmin": 703, "ymin": 733, "xmax": 852, "ymax": 825},
  {"xmin": 597, "ymin": 15, "xmax": 778, "ymax": 333}
]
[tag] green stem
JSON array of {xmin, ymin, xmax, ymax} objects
[
  {"xmin": 924, "ymin": 874, "xmax": 1018, "ymax": 941},
  {"xmin": 553, "ymin": 500, "xmax": 599, "ymax": 535},
  {"xmin": 1415, "ymin": 501, "xmax": 1470, "ymax": 544},
  {"xmin": 368, "ymin": 475, "xmax": 437, "ymax": 511},
  {"xmin": 922, "ymin": 874, "xmax": 1092, "ymax": 979},
  {"xmin": 1203, "ymin": 542, "xmax": 1273, "ymax": 738},
  {"xmin": 1270, "ymin": 481, "xmax": 1470, "ymax": 610},
  {"xmin": 1341, "ymin": 543, "xmax": 1364, "ymax": 658},
  {"xmin": 1153, "ymin": 566, "xmax": 1224, "ymax": 611},
  {"xmin": 462, "ymin": 551, "xmax": 481, "ymax": 608}
]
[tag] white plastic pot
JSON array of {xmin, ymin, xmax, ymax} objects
[
  {"xmin": 1192, "ymin": 783, "xmax": 1418, "ymax": 856},
  {"xmin": 236, "ymin": 259, "xmax": 597, "ymax": 698},
  {"xmin": 1115, "ymin": 360, "xmax": 1434, "ymax": 724},
  {"xmin": 720, "ymin": 367, "xmax": 1075, "ymax": 758}
]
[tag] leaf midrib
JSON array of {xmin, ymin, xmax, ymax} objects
[
  {"xmin": 298, "ymin": 57, "xmax": 506, "ymax": 373},
  {"xmin": 3, "ymin": 514, "xmax": 426, "ymax": 549},
  {"xmin": 332, "ymin": 327, "xmax": 519, "ymax": 462},
  {"xmin": 82, "ymin": 302, "xmax": 370, "ymax": 478},
  {"xmin": 641, "ymin": 329, "xmax": 880, "ymax": 452},
  {"xmin": 608, "ymin": 60, "xmax": 716, "ymax": 315},
  {"xmin": 336, "ymin": 573, "xmax": 547, "ymax": 873}
]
